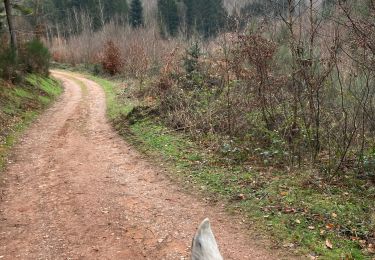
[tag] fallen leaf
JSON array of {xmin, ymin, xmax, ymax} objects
[
  {"xmin": 295, "ymin": 219, "xmax": 301, "ymax": 224},
  {"xmin": 325, "ymin": 239, "xmax": 333, "ymax": 249},
  {"xmin": 331, "ymin": 213, "xmax": 337, "ymax": 218},
  {"xmin": 237, "ymin": 194, "xmax": 245, "ymax": 200},
  {"xmin": 284, "ymin": 207, "xmax": 296, "ymax": 213},
  {"xmin": 326, "ymin": 223, "xmax": 334, "ymax": 230},
  {"xmin": 367, "ymin": 243, "xmax": 374, "ymax": 253},
  {"xmin": 320, "ymin": 229, "xmax": 326, "ymax": 235},
  {"xmin": 283, "ymin": 243, "xmax": 295, "ymax": 248},
  {"xmin": 280, "ymin": 191, "xmax": 288, "ymax": 196},
  {"xmin": 308, "ymin": 226, "xmax": 315, "ymax": 230},
  {"xmin": 359, "ymin": 240, "xmax": 367, "ymax": 248}
]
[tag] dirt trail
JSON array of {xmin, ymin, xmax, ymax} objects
[{"xmin": 0, "ymin": 71, "xmax": 287, "ymax": 259}]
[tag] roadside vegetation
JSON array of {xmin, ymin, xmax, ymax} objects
[
  {"xmin": 0, "ymin": 1, "xmax": 60, "ymax": 170},
  {"xmin": 0, "ymin": 75, "xmax": 62, "ymax": 169},
  {"xmin": 81, "ymin": 74, "xmax": 373, "ymax": 260}
]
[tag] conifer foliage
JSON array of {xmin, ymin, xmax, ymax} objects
[
  {"xmin": 182, "ymin": 0, "xmax": 227, "ymax": 38},
  {"xmin": 197, "ymin": 0, "xmax": 227, "ymax": 38},
  {"xmin": 156, "ymin": 0, "xmax": 228, "ymax": 38},
  {"xmin": 32, "ymin": 0, "xmax": 129, "ymax": 32},
  {"xmin": 157, "ymin": 0, "xmax": 180, "ymax": 37},
  {"xmin": 129, "ymin": 0, "xmax": 144, "ymax": 28}
]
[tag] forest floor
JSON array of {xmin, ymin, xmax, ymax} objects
[{"xmin": 0, "ymin": 71, "xmax": 291, "ymax": 259}]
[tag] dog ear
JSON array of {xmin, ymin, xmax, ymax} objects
[{"xmin": 191, "ymin": 218, "xmax": 223, "ymax": 260}]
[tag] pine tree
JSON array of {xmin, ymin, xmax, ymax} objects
[
  {"xmin": 184, "ymin": 0, "xmax": 227, "ymax": 38},
  {"xmin": 158, "ymin": 0, "xmax": 179, "ymax": 37},
  {"xmin": 240, "ymin": 0, "xmax": 289, "ymax": 20},
  {"xmin": 129, "ymin": 0, "xmax": 143, "ymax": 28},
  {"xmin": 45, "ymin": 0, "xmax": 128, "ymax": 32},
  {"xmin": 183, "ymin": 0, "xmax": 197, "ymax": 36},
  {"xmin": 104, "ymin": 0, "xmax": 128, "ymax": 24}
]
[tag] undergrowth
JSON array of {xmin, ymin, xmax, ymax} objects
[
  {"xmin": 88, "ymin": 74, "xmax": 374, "ymax": 260},
  {"xmin": 0, "ymin": 75, "xmax": 62, "ymax": 169}
]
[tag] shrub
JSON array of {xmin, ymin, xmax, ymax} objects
[
  {"xmin": 100, "ymin": 40, "xmax": 123, "ymax": 76},
  {"xmin": 362, "ymin": 147, "xmax": 375, "ymax": 183},
  {"xmin": 21, "ymin": 39, "xmax": 51, "ymax": 76},
  {"xmin": 92, "ymin": 63, "xmax": 103, "ymax": 75},
  {"xmin": 0, "ymin": 47, "xmax": 19, "ymax": 81},
  {"xmin": 183, "ymin": 42, "xmax": 201, "ymax": 76}
]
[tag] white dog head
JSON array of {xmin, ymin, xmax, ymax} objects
[{"xmin": 191, "ymin": 218, "xmax": 223, "ymax": 260}]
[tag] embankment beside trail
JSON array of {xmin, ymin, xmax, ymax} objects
[
  {"xmin": 0, "ymin": 75, "xmax": 62, "ymax": 169},
  {"xmin": 87, "ymin": 74, "xmax": 374, "ymax": 260}
]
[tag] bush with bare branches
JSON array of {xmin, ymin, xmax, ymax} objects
[{"xmin": 100, "ymin": 40, "xmax": 123, "ymax": 75}]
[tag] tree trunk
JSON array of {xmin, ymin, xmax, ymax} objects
[
  {"xmin": 4, "ymin": 0, "xmax": 17, "ymax": 52},
  {"xmin": 34, "ymin": 0, "xmax": 42, "ymax": 39}
]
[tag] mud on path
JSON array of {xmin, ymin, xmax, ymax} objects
[{"xmin": 0, "ymin": 71, "xmax": 285, "ymax": 259}]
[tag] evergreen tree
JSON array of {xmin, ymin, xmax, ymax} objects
[
  {"xmin": 183, "ymin": 0, "xmax": 197, "ymax": 36},
  {"xmin": 240, "ymin": 0, "xmax": 291, "ymax": 21},
  {"xmin": 183, "ymin": 0, "xmax": 227, "ymax": 38},
  {"xmin": 43, "ymin": 0, "xmax": 128, "ymax": 33},
  {"xmin": 104, "ymin": 0, "xmax": 128, "ymax": 24},
  {"xmin": 129, "ymin": 0, "xmax": 144, "ymax": 28},
  {"xmin": 200, "ymin": 0, "xmax": 227, "ymax": 38},
  {"xmin": 158, "ymin": 0, "xmax": 180, "ymax": 37}
]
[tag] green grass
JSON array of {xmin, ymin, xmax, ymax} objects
[
  {"xmin": 84, "ymin": 73, "xmax": 375, "ymax": 259},
  {"xmin": 88, "ymin": 76, "xmax": 136, "ymax": 120},
  {"xmin": 127, "ymin": 122, "xmax": 373, "ymax": 260},
  {"xmin": 0, "ymin": 75, "xmax": 62, "ymax": 170}
]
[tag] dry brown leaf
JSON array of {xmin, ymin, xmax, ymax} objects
[
  {"xmin": 284, "ymin": 207, "xmax": 296, "ymax": 213},
  {"xmin": 237, "ymin": 194, "xmax": 245, "ymax": 200},
  {"xmin": 359, "ymin": 240, "xmax": 367, "ymax": 248},
  {"xmin": 326, "ymin": 223, "xmax": 334, "ymax": 230},
  {"xmin": 367, "ymin": 243, "xmax": 374, "ymax": 253},
  {"xmin": 325, "ymin": 239, "xmax": 333, "ymax": 249}
]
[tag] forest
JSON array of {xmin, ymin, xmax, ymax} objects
[{"xmin": 0, "ymin": 0, "xmax": 375, "ymax": 259}]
